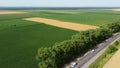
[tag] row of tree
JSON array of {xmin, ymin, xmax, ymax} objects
[{"xmin": 36, "ymin": 22, "xmax": 120, "ymax": 68}]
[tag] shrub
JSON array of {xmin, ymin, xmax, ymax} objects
[{"xmin": 108, "ymin": 45, "xmax": 118, "ymax": 54}]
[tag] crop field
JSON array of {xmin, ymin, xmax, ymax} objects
[
  {"xmin": 0, "ymin": 20, "xmax": 76, "ymax": 68},
  {"xmin": 0, "ymin": 9, "xmax": 120, "ymax": 68},
  {"xmin": 0, "ymin": 10, "xmax": 25, "ymax": 14},
  {"xmin": 0, "ymin": 12, "xmax": 77, "ymax": 68},
  {"xmin": 21, "ymin": 10, "xmax": 120, "ymax": 26},
  {"xmin": 24, "ymin": 17, "xmax": 98, "ymax": 31}
]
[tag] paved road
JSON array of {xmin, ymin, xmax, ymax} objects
[{"xmin": 74, "ymin": 32, "xmax": 120, "ymax": 68}]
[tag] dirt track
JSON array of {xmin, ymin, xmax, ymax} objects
[
  {"xmin": 0, "ymin": 10, "xmax": 25, "ymax": 14},
  {"xmin": 23, "ymin": 17, "xmax": 98, "ymax": 31}
]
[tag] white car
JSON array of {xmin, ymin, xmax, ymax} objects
[
  {"xmin": 91, "ymin": 49, "xmax": 95, "ymax": 53},
  {"xmin": 70, "ymin": 62, "xmax": 77, "ymax": 68},
  {"xmin": 105, "ymin": 40, "xmax": 108, "ymax": 42}
]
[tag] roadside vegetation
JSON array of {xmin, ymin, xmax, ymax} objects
[
  {"xmin": 89, "ymin": 39, "xmax": 120, "ymax": 68},
  {"xmin": 36, "ymin": 22, "xmax": 120, "ymax": 68}
]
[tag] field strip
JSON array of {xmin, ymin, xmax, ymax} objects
[
  {"xmin": 23, "ymin": 17, "xmax": 98, "ymax": 31},
  {"xmin": 44, "ymin": 11, "xmax": 80, "ymax": 14},
  {"xmin": 103, "ymin": 49, "xmax": 120, "ymax": 68},
  {"xmin": 112, "ymin": 9, "xmax": 120, "ymax": 11},
  {"xmin": 48, "ymin": 11, "xmax": 79, "ymax": 14},
  {"xmin": 0, "ymin": 10, "xmax": 26, "ymax": 15}
]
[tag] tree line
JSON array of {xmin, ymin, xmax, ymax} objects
[{"xmin": 36, "ymin": 21, "xmax": 120, "ymax": 68}]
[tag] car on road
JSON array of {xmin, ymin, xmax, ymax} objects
[
  {"xmin": 105, "ymin": 39, "xmax": 109, "ymax": 42},
  {"xmin": 70, "ymin": 62, "xmax": 77, "ymax": 68},
  {"xmin": 90, "ymin": 49, "xmax": 95, "ymax": 53}
]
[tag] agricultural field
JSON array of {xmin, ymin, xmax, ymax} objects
[
  {"xmin": 0, "ymin": 10, "xmax": 25, "ymax": 14},
  {"xmin": 0, "ymin": 11, "xmax": 77, "ymax": 68},
  {"xmin": 24, "ymin": 17, "xmax": 98, "ymax": 31},
  {"xmin": 21, "ymin": 10, "xmax": 120, "ymax": 26},
  {"xmin": 0, "ymin": 9, "xmax": 120, "ymax": 68}
]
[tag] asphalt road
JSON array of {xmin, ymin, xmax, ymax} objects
[{"xmin": 72, "ymin": 32, "xmax": 120, "ymax": 68}]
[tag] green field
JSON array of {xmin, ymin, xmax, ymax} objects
[
  {"xmin": 21, "ymin": 10, "xmax": 120, "ymax": 26},
  {"xmin": 0, "ymin": 9, "xmax": 120, "ymax": 68},
  {"xmin": 0, "ymin": 20, "xmax": 76, "ymax": 68}
]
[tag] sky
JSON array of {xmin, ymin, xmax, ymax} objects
[{"xmin": 0, "ymin": 0, "xmax": 120, "ymax": 7}]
